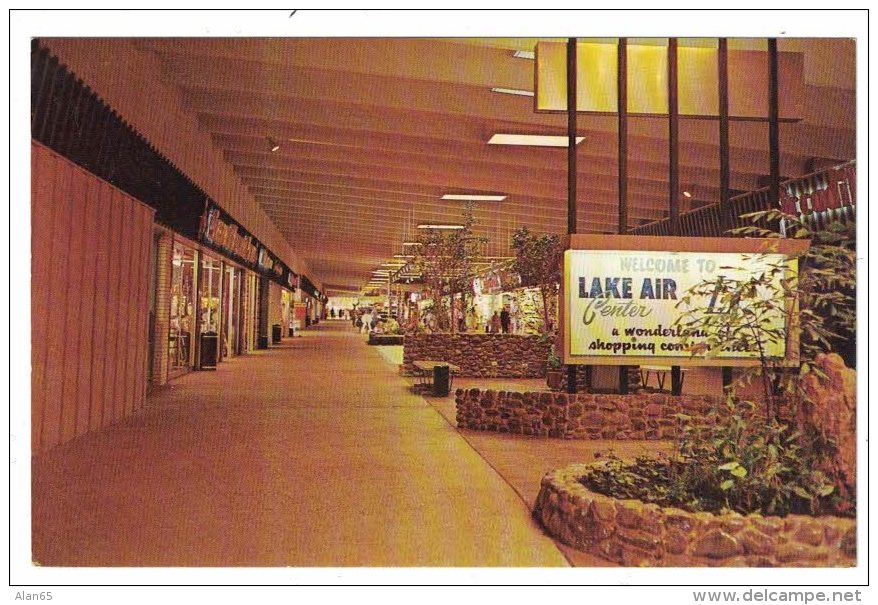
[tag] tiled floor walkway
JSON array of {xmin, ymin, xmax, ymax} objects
[{"xmin": 32, "ymin": 322, "xmax": 573, "ymax": 566}]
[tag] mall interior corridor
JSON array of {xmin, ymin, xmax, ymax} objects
[{"xmin": 31, "ymin": 321, "xmax": 570, "ymax": 567}]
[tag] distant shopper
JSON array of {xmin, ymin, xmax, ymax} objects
[
  {"xmin": 500, "ymin": 307, "xmax": 510, "ymax": 334},
  {"xmin": 361, "ymin": 309, "xmax": 373, "ymax": 334},
  {"xmin": 490, "ymin": 311, "xmax": 501, "ymax": 334}
]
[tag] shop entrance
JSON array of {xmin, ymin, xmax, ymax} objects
[{"xmin": 222, "ymin": 265, "xmax": 242, "ymax": 358}]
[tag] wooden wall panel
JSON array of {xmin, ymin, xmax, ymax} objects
[
  {"xmin": 31, "ymin": 142, "xmax": 155, "ymax": 454},
  {"xmin": 41, "ymin": 160, "xmax": 72, "ymax": 449},
  {"xmin": 103, "ymin": 189, "xmax": 124, "ymax": 425},
  {"xmin": 31, "ymin": 147, "xmax": 55, "ymax": 451},
  {"xmin": 59, "ymin": 167, "xmax": 88, "ymax": 444},
  {"xmin": 88, "ymin": 180, "xmax": 111, "ymax": 433},
  {"xmin": 74, "ymin": 176, "xmax": 99, "ymax": 438},
  {"xmin": 116, "ymin": 190, "xmax": 136, "ymax": 420},
  {"xmin": 131, "ymin": 220, "xmax": 151, "ymax": 411}
]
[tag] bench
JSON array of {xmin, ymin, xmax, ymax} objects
[
  {"xmin": 367, "ymin": 333, "xmax": 405, "ymax": 346},
  {"xmin": 412, "ymin": 360, "xmax": 461, "ymax": 395},
  {"xmin": 639, "ymin": 365, "xmax": 689, "ymax": 392}
]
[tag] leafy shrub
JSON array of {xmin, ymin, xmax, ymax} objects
[{"xmin": 580, "ymin": 395, "xmax": 851, "ymax": 518}]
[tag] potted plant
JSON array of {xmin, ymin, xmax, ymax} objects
[{"xmin": 546, "ymin": 346, "xmax": 563, "ymax": 391}]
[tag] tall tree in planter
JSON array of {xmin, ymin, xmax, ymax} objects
[
  {"xmin": 413, "ymin": 204, "xmax": 487, "ymax": 332},
  {"xmin": 510, "ymin": 226, "xmax": 563, "ymax": 333}
]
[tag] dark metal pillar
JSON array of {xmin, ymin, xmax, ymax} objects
[
  {"xmin": 668, "ymin": 38, "xmax": 683, "ymax": 397},
  {"xmin": 618, "ymin": 37, "xmax": 630, "ymax": 395},
  {"xmin": 618, "ymin": 38, "xmax": 629, "ymax": 235},
  {"xmin": 718, "ymin": 38, "xmax": 731, "ymax": 233},
  {"xmin": 718, "ymin": 38, "xmax": 733, "ymax": 394},
  {"xmin": 768, "ymin": 38, "xmax": 781, "ymax": 207},
  {"xmin": 566, "ymin": 37, "xmax": 578, "ymax": 394},
  {"xmin": 668, "ymin": 38, "xmax": 680, "ymax": 236}
]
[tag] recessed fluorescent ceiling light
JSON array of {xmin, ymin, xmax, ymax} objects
[
  {"xmin": 442, "ymin": 193, "xmax": 507, "ymax": 201},
  {"xmin": 417, "ymin": 224, "xmax": 465, "ymax": 230},
  {"xmin": 512, "ymin": 50, "xmax": 535, "ymax": 59},
  {"xmin": 488, "ymin": 134, "xmax": 585, "ymax": 147},
  {"xmin": 402, "ymin": 241, "xmax": 423, "ymax": 246},
  {"xmin": 490, "ymin": 87, "xmax": 535, "ymax": 97},
  {"xmin": 393, "ymin": 254, "xmax": 414, "ymax": 259}
]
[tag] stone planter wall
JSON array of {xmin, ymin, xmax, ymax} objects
[
  {"xmin": 403, "ymin": 334, "xmax": 550, "ymax": 378},
  {"xmin": 534, "ymin": 464, "xmax": 856, "ymax": 567},
  {"xmin": 455, "ymin": 388, "xmax": 722, "ymax": 439}
]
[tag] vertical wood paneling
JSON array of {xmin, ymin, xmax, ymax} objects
[
  {"xmin": 116, "ymin": 191, "xmax": 136, "ymax": 420},
  {"xmin": 132, "ymin": 220, "xmax": 152, "ymax": 410},
  {"xmin": 32, "ymin": 143, "xmax": 155, "ymax": 453},
  {"xmin": 31, "ymin": 148, "xmax": 54, "ymax": 451},
  {"xmin": 88, "ymin": 179, "xmax": 111, "ymax": 432},
  {"xmin": 59, "ymin": 167, "xmax": 88, "ymax": 443},
  {"xmin": 75, "ymin": 175, "xmax": 99, "ymax": 438},
  {"xmin": 103, "ymin": 189, "xmax": 124, "ymax": 424},
  {"xmin": 125, "ymin": 202, "xmax": 148, "ymax": 416},
  {"xmin": 41, "ymin": 160, "xmax": 74, "ymax": 449}
]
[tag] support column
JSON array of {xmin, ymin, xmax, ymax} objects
[
  {"xmin": 768, "ymin": 38, "xmax": 781, "ymax": 207},
  {"xmin": 618, "ymin": 37, "xmax": 629, "ymax": 395},
  {"xmin": 718, "ymin": 38, "xmax": 731, "ymax": 233},
  {"xmin": 668, "ymin": 38, "xmax": 683, "ymax": 397},
  {"xmin": 150, "ymin": 229, "xmax": 172, "ymax": 386},
  {"xmin": 566, "ymin": 37, "xmax": 578, "ymax": 394},
  {"xmin": 717, "ymin": 38, "xmax": 733, "ymax": 394}
]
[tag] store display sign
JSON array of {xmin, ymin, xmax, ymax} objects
[
  {"xmin": 202, "ymin": 206, "xmax": 259, "ymax": 265},
  {"xmin": 257, "ymin": 247, "xmax": 274, "ymax": 271},
  {"xmin": 562, "ymin": 239, "xmax": 804, "ymax": 366}
]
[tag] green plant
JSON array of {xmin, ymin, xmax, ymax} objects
[
  {"xmin": 546, "ymin": 346, "xmax": 562, "ymax": 371},
  {"xmin": 580, "ymin": 399, "xmax": 847, "ymax": 517},
  {"xmin": 511, "ymin": 226, "xmax": 563, "ymax": 333},
  {"xmin": 671, "ymin": 397, "xmax": 841, "ymax": 516},
  {"xmin": 675, "ymin": 210, "xmax": 856, "ymax": 418}
]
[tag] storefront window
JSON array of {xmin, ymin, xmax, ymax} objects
[
  {"xmin": 168, "ymin": 242, "xmax": 196, "ymax": 371},
  {"xmin": 222, "ymin": 265, "xmax": 241, "ymax": 357},
  {"xmin": 281, "ymin": 288, "xmax": 292, "ymax": 338},
  {"xmin": 200, "ymin": 254, "xmax": 222, "ymax": 335}
]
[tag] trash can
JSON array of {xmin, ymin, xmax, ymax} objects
[
  {"xmin": 432, "ymin": 364, "xmax": 450, "ymax": 397},
  {"xmin": 199, "ymin": 332, "xmax": 218, "ymax": 370},
  {"xmin": 272, "ymin": 323, "xmax": 282, "ymax": 344}
]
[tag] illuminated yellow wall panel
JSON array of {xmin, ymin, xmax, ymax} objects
[
  {"xmin": 535, "ymin": 42, "xmax": 567, "ymax": 113},
  {"xmin": 678, "ymin": 46, "xmax": 719, "ymax": 116},
  {"xmin": 535, "ymin": 41, "xmax": 617, "ymax": 113},
  {"xmin": 535, "ymin": 40, "xmax": 802, "ymax": 120},
  {"xmin": 626, "ymin": 43, "xmax": 668, "ymax": 114}
]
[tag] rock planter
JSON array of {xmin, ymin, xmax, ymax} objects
[
  {"xmin": 534, "ymin": 463, "xmax": 856, "ymax": 567},
  {"xmin": 456, "ymin": 388, "xmax": 724, "ymax": 440},
  {"xmin": 403, "ymin": 333, "xmax": 550, "ymax": 378}
]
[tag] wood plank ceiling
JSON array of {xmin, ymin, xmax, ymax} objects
[{"xmin": 136, "ymin": 37, "xmax": 855, "ymax": 295}]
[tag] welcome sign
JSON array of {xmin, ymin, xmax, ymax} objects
[{"xmin": 560, "ymin": 235, "xmax": 808, "ymax": 367}]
